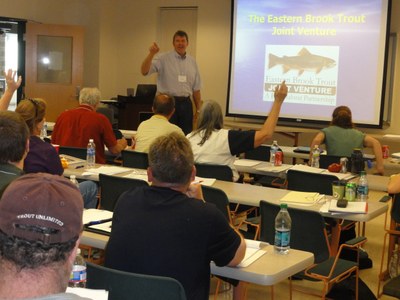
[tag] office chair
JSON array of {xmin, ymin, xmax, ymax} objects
[
  {"xmin": 86, "ymin": 262, "xmax": 187, "ymax": 300},
  {"xmin": 195, "ymin": 163, "xmax": 256, "ymax": 224},
  {"xmin": 201, "ymin": 185, "xmax": 232, "ymax": 224},
  {"xmin": 287, "ymin": 168, "xmax": 361, "ymax": 242},
  {"xmin": 59, "ymin": 146, "xmax": 87, "ymax": 160},
  {"xmin": 194, "ymin": 163, "xmax": 233, "ymax": 182},
  {"xmin": 319, "ymin": 155, "xmax": 350, "ymax": 170},
  {"xmin": 243, "ymin": 145, "xmax": 287, "ymax": 188},
  {"xmin": 377, "ymin": 193, "xmax": 400, "ymax": 298},
  {"xmin": 99, "ymin": 173, "xmax": 148, "ymax": 211},
  {"xmin": 260, "ymin": 200, "xmax": 366, "ymax": 299},
  {"xmin": 121, "ymin": 150, "xmax": 149, "ymax": 169},
  {"xmin": 200, "ymin": 185, "xmax": 236, "ymax": 300},
  {"xmin": 286, "ymin": 169, "xmax": 337, "ymax": 195}
]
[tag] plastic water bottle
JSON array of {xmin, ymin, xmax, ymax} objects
[
  {"xmin": 69, "ymin": 175, "xmax": 80, "ymax": 189},
  {"xmin": 40, "ymin": 122, "xmax": 47, "ymax": 140},
  {"xmin": 274, "ymin": 203, "xmax": 291, "ymax": 254},
  {"xmin": 357, "ymin": 171, "xmax": 369, "ymax": 202},
  {"xmin": 311, "ymin": 145, "xmax": 320, "ymax": 168},
  {"xmin": 270, "ymin": 140, "xmax": 279, "ymax": 164},
  {"xmin": 68, "ymin": 248, "xmax": 87, "ymax": 288},
  {"xmin": 86, "ymin": 139, "xmax": 96, "ymax": 168}
]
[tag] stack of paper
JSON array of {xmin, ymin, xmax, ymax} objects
[
  {"xmin": 289, "ymin": 164, "xmax": 356, "ymax": 180},
  {"xmin": 280, "ymin": 191, "xmax": 324, "ymax": 206},
  {"xmin": 83, "ymin": 166, "xmax": 128, "ymax": 175},
  {"xmin": 237, "ymin": 239, "xmax": 269, "ymax": 268}
]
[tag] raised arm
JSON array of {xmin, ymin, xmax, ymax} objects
[
  {"xmin": 141, "ymin": 42, "xmax": 160, "ymax": 76},
  {"xmin": 0, "ymin": 69, "xmax": 22, "ymax": 111},
  {"xmin": 253, "ymin": 81, "xmax": 287, "ymax": 147},
  {"xmin": 364, "ymin": 135, "xmax": 384, "ymax": 175}
]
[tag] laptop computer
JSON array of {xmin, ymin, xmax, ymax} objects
[{"xmin": 135, "ymin": 84, "xmax": 157, "ymax": 98}]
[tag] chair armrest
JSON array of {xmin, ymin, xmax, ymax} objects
[{"xmin": 342, "ymin": 236, "xmax": 367, "ymax": 247}]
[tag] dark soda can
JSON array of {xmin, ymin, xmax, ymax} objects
[{"xmin": 274, "ymin": 151, "xmax": 283, "ymax": 166}]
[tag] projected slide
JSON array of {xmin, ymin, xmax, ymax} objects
[{"xmin": 227, "ymin": 0, "xmax": 390, "ymax": 127}]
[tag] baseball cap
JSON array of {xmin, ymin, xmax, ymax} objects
[{"xmin": 0, "ymin": 173, "xmax": 84, "ymax": 244}]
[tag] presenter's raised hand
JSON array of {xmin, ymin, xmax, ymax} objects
[{"xmin": 149, "ymin": 42, "xmax": 160, "ymax": 55}]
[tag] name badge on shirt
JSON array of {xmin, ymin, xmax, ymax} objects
[{"xmin": 178, "ymin": 75, "xmax": 187, "ymax": 83}]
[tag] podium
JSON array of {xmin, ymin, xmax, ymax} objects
[{"xmin": 112, "ymin": 95, "xmax": 153, "ymax": 130}]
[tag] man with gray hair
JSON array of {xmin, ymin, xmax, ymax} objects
[{"xmin": 52, "ymin": 87, "xmax": 127, "ymax": 164}]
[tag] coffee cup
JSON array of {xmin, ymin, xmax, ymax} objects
[
  {"xmin": 332, "ymin": 180, "xmax": 346, "ymax": 200},
  {"xmin": 52, "ymin": 144, "xmax": 60, "ymax": 154}
]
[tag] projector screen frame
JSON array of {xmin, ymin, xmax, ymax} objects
[{"xmin": 225, "ymin": 0, "xmax": 392, "ymax": 129}]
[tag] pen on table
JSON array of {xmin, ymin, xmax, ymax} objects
[
  {"xmin": 87, "ymin": 218, "xmax": 113, "ymax": 226},
  {"xmin": 75, "ymin": 165, "xmax": 84, "ymax": 169}
]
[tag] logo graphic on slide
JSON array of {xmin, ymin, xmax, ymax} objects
[
  {"xmin": 264, "ymin": 45, "xmax": 339, "ymax": 106},
  {"xmin": 268, "ymin": 47, "xmax": 336, "ymax": 76}
]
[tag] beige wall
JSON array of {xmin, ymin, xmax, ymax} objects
[{"xmin": 1, "ymin": 0, "xmax": 400, "ymax": 149}]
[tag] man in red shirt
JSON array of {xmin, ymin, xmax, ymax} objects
[{"xmin": 51, "ymin": 87, "xmax": 127, "ymax": 164}]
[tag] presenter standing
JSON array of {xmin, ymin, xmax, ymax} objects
[{"xmin": 141, "ymin": 30, "xmax": 202, "ymax": 135}]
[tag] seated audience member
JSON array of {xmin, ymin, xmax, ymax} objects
[
  {"xmin": 187, "ymin": 81, "xmax": 287, "ymax": 181},
  {"xmin": 51, "ymin": 87, "xmax": 127, "ymax": 164},
  {"xmin": 134, "ymin": 93, "xmax": 184, "ymax": 153},
  {"xmin": 0, "ymin": 111, "xmax": 29, "ymax": 197},
  {"xmin": 0, "ymin": 69, "xmax": 22, "ymax": 111},
  {"xmin": 0, "ymin": 173, "xmax": 90, "ymax": 300},
  {"xmin": 310, "ymin": 106, "xmax": 384, "ymax": 175},
  {"xmin": 105, "ymin": 132, "xmax": 246, "ymax": 300},
  {"xmin": 16, "ymin": 98, "xmax": 98, "ymax": 208}
]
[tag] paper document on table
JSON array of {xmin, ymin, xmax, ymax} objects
[
  {"xmin": 84, "ymin": 166, "xmax": 128, "ymax": 175},
  {"xmin": 280, "ymin": 191, "xmax": 323, "ymax": 205},
  {"xmin": 234, "ymin": 159, "xmax": 262, "ymax": 167},
  {"xmin": 88, "ymin": 221, "xmax": 112, "ymax": 233},
  {"xmin": 328, "ymin": 200, "xmax": 367, "ymax": 214},
  {"xmin": 66, "ymin": 287, "xmax": 108, "ymax": 299},
  {"xmin": 123, "ymin": 170, "xmax": 149, "ymax": 182},
  {"xmin": 321, "ymin": 170, "xmax": 357, "ymax": 180},
  {"xmin": 289, "ymin": 164, "xmax": 324, "ymax": 174},
  {"xmin": 83, "ymin": 209, "xmax": 113, "ymax": 225},
  {"xmin": 237, "ymin": 239, "xmax": 269, "ymax": 268},
  {"xmin": 255, "ymin": 164, "xmax": 292, "ymax": 173},
  {"xmin": 193, "ymin": 176, "xmax": 216, "ymax": 186}
]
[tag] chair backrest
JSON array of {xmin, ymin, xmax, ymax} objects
[
  {"xmin": 244, "ymin": 145, "xmax": 271, "ymax": 162},
  {"xmin": 99, "ymin": 173, "xmax": 148, "ymax": 211},
  {"xmin": 86, "ymin": 262, "xmax": 187, "ymax": 300},
  {"xmin": 121, "ymin": 150, "xmax": 149, "ymax": 169},
  {"xmin": 259, "ymin": 200, "xmax": 330, "ymax": 263},
  {"xmin": 201, "ymin": 185, "xmax": 232, "ymax": 223},
  {"xmin": 319, "ymin": 155, "xmax": 350, "ymax": 170},
  {"xmin": 286, "ymin": 169, "xmax": 337, "ymax": 195},
  {"xmin": 59, "ymin": 146, "xmax": 87, "ymax": 160},
  {"xmin": 194, "ymin": 163, "xmax": 233, "ymax": 182}
]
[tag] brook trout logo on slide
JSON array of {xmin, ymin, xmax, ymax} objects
[{"xmin": 268, "ymin": 48, "xmax": 336, "ymax": 76}]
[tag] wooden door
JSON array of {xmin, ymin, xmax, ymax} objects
[{"xmin": 25, "ymin": 23, "xmax": 84, "ymax": 121}]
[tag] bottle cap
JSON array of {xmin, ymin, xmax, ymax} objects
[
  {"xmin": 89, "ymin": 139, "xmax": 94, "ymax": 142},
  {"xmin": 70, "ymin": 175, "xmax": 76, "ymax": 179},
  {"xmin": 280, "ymin": 203, "xmax": 288, "ymax": 209}
]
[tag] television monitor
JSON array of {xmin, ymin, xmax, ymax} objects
[{"xmin": 226, "ymin": 0, "xmax": 391, "ymax": 128}]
